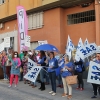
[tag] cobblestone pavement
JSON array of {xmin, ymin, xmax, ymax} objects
[{"xmin": 0, "ymin": 79, "xmax": 100, "ymax": 100}]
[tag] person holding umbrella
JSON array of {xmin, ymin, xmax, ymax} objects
[{"xmin": 37, "ymin": 51, "xmax": 46, "ymax": 91}]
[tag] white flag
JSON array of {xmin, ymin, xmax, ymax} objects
[
  {"xmin": 84, "ymin": 38, "xmax": 89, "ymax": 46},
  {"xmin": 66, "ymin": 35, "xmax": 74, "ymax": 60},
  {"xmin": 24, "ymin": 66, "xmax": 42, "ymax": 83},
  {"xmin": 75, "ymin": 38, "xmax": 84, "ymax": 61}
]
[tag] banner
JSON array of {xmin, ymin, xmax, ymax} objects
[
  {"xmin": 87, "ymin": 61, "xmax": 100, "ymax": 84},
  {"xmin": 27, "ymin": 58, "xmax": 37, "ymax": 71},
  {"xmin": 4, "ymin": 37, "xmax": 10, "ymax": 48},
  {"xmin": 17, "ymin": 6, "xmax": 28, "ymax": 51},
  {"xmin": 38, "ymin": 40, "xmax": 48, "ymax": 46},
  {"xmin": 0, "ymin": 42, "xmax": 4, "ymax": 52},
  {"xmin": 76, "ymin": 43, "xmax": 98, "ymax": 60},
  {"xmin": 25, "ymin": 35, "xmax": 31, "ymax": 47},
  {"xmin": 24, "ymin": 66, "xmax": 42, "ymax": 82}
]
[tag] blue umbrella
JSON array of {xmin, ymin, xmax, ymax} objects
[{"xmin": 35, "ymin": 44, "xmax": 59, "ymax": 52}]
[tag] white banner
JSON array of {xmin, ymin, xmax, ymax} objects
[
  {"xmin": 38, "ymin": 40, "xmax": 48, "ymax": 46},
  {"xmin": 4, "ymin": 37, "xmax": 10, "ymax": 48},
  {"xmin": 25, "ymin": 35, "xmax": 31, "ymax": 47},
  {"xmin": 84, "ymin": 38, "xmax": 89, "ymax": 46},
  {"xmin": 0, "ymin": 42, "xmax": 4, "ymax": 52},
  {"xmin": 87, "ymin": 61, "xmax": 100, "ymax": 84},
  {"xmin": 76, "ymin": 43, "xmax": 98, "ymax": 60},
  {"xmin": 28, "ymin": 58, "xmax": 37, "ymax": 71},
  {"xmin": 24, "ymin": 66, "xmax": 42, "ymax": 82}
]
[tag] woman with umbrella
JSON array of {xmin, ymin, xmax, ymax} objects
[{"xmin": 37, "ymin": 51, "xmax": 46, "ymax": 91}]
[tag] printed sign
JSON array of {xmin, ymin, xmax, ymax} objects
[
  {"xmin": 4, "ymin": 37, "xmax": 10, "ymax": 47},
  {"xmin": 25, "ymin": 35, "xmax": 31, "ymax": 47},
  {"xmin": 38, "ymin": 40, "xmax": 48, "ymax": 46},
  {"xmin": 27, "ymin": 58, "xmax": 37, "ymax": 71},
  {"xmin": 24, "ymin": 66, "xmax": 42, "ymax": 82},
  {"xmin": 87, "ymin": 61, "xmax": 100, "ymax": 84},
  {"xmin": 0, "ymin": 42, "xmax": 4, "ymax": 52}
]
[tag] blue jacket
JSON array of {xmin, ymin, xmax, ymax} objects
[
  {"xmin": 48, "ymin": 58, "xmax": 58, "ymax": 72},
  {"xmin": 61, "ymin": 62, "xmax": 73, "ymax": 78}
]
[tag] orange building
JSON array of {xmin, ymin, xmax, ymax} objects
[{"xmin": 0, "ymin": 0, "xmax": 99, "ymax": 53}]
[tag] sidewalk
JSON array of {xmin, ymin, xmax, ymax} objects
[{"xmin": 0, "ymin": 79, "xmax": 99, "ymax": 100}]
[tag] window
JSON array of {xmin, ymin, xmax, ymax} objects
[
  {"xmin": 28, "ymin": 12, "xmax": 44, "ymax": 30},
  {"xmin": 67, "ymin": 10, "xmax": 95, "ymax": 25},
  {"xmin": 0, "ymin": 0, "xmax": 5, "ymax": 5}
]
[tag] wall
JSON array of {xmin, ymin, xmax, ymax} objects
[
  {"xmin": 0, "ymin": 0, "xmax": 43, "ymax": 19},
  {"xmin": 65, "ymin": 3, "xmax": 95, "ymax": 46}
]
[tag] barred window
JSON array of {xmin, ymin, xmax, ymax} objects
[
  {"xmin": 0, "ymin": 0, "xmax": 5, "ymax": 5},
  {"xmin": 28, "ymin": 12, "xmax": 44, "ymax": 30},
  {"xmin": 67, "ymin": 10, "xmax": 95, "ymax": 25}
]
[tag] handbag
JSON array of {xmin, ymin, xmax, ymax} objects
[
  {"xmin": 66, "ymin": 75, "xmax": 78, "ymax": 85},
  {"xmin": 20, "ymin": 67, "xmax": 23, "ymax": 73}
]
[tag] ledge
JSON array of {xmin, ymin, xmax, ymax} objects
[{"xmin": 0, "ymin": 0, "xmax": 94, "ymax": 23}]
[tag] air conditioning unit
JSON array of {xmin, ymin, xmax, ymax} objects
[{"xmin": 0, "ymin": 23, "xmax": 4, "ymax": 29}]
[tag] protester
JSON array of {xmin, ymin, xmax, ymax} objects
[
  {"xmin": 6, "ymin": 48, "xmax": 13, "ymax": 81},
  {"xmin": 61, "ymin": 55, "xmax": 73, "ymax": 99},
  {"xmin": 74, "ymin": 57, "xmax": 84, "ymax": 91},
  {"xmin": 8, "ymin": 51, "xmax": 21, "ymax": 87},
  {"xmin": 23, "ymin": 51, "xmax": 28, "ymax": 84},
  {"xmin": 37, "ymin": 51, "xmax": 46, "ymax": 91},
  {"xmin": 19, "ymin": 50, "xmax": 24, "ymax": 81},
  {"xmin": 91, "ymin": 53, "xmax": 100, "ymax": 98},
  {"xmin": 48, "ymin": 52, "xmax": 58, "ymax": 96},
  {"xmin": 1, "ymin": 51, "xmax": 8, "ymax": 80},
  {"xmin": 57, "ymin": 54, "xmax": 63, "ymax": 88}
]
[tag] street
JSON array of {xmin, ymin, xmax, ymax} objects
[{"xmin": 0, "ymin": 80, "xmax": 99, "ymax": 100}]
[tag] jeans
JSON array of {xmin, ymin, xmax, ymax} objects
[
  {"xmin": 92, "ymin": 84, "xmax": 98, "ymax": 96},
  {"xmin": 2, "ymin": 66, "xmax": 7, "ymax": 79},
  {"xmin": 57, "ymin": 74, "xmax": 62, "ymax": 85},
  {"xmin": 49, "ymin": 71, "xmax": 56, "ymax": 93},
  {"xmin": 45, "ymin": 72, "xmax": 49, "ymax": 83},
  {"xmin": 40, "ymin": 69, "xmax": 45, "ymax": 82}
]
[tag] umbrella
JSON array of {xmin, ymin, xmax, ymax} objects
[{"xmin": 35, "ymin": 44, "xmax": 59, "ymax": 52}]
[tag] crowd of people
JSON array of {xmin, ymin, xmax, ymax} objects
[{"xmin": 0, "ymin": 47, "xmax": 100, "ymax": 99}]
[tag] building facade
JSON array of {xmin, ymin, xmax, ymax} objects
[{"xmin": 0, "ymin": 0, "xmax": 99, "ymax": 53}]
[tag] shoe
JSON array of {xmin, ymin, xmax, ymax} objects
[
  {"xmin": 57, "ymin": 85, "xmax": 61, "ymax": 87},
  {"xmin": 52, "ymin": 93, "xmax": 56, "ymax": 96},
  {"xmin": 29, "ymin": 84, "xmax": 34, "ymax": 86},
  {"xmin": 60, "ymin": 85, "xmax": 63, "ymax": 88},
  {"xmin": 91, "ymin": 95, "xmax": 97, "ymax": 98},
  {"xmin": 49, "ymin": 91, "xmax": 54, "ymax": 94},
  {"xmin": 67, "ymin": 95, "xmax": 72, "ymax": 99},
  {"xmin": 32, "ymin": 85, "xmax": 37, "ymax": 88},
  {"xmin": 62, "ymin": 93, "xmax": 68, "ymax": 97},
  {"xmin": 76, "ymin": 87, "xmax": 80, "ymax": 90},
  {"xmin": 4, "ymin": 78, "xmax": 6, "ymax": 80},
  {"xmin": 8, "ymin": 85, "xmax": 12, "ymax": 87},
  {"xmin": 80, "ymin": 88, "xmax": 84, "ymax": 91}
]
